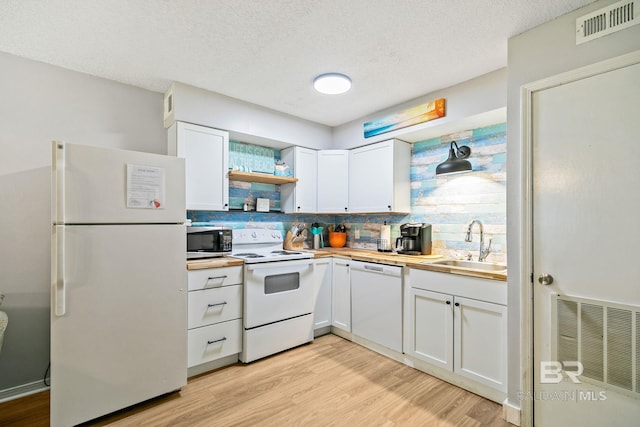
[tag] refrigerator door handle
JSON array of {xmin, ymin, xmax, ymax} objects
[{"xmin": 54, "ymin": 227, "xmax": 66, "ymax": 316}]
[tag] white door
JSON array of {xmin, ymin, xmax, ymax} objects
[
  {"xmin": 51, "ymin": 224, "xmax": 187, "ymax": 427},
  {"xmin": 532, "ymin": 60, "xmax": 640, "ymax": 425}
]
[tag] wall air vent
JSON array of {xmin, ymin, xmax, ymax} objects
[
  {"xmin": 554, "ymin": 294, "xmax": 640, "ymax": 397},
  {"xmin": 576, "ymin": 0, "xmax": 639, "ymax": 44}
]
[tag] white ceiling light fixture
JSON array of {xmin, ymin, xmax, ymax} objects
[{"xmin": 313, "ymin": 73, "xmax": 352, "ymax": 95}]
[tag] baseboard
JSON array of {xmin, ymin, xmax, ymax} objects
[
  {"xmin": 187, "ymin": 354, "xmax": 239, "ymax": 378},
  {"xmin": 350, "ymin": 334, "xmax": 404, "ymax": 364},
  {"xmin": 0, "ymin": 380, "xmax": 49, "ymax": 403},
  {"xmin": 314, "ymin": 326, "xmax": 332, "ymax": 337},
  {"xmin": 330, "ymin": 326, "xmax": 353, "ymax": 341},
  {"xmin": 502, "ymin": 399, "xmax": 521, "ymax": 426}
]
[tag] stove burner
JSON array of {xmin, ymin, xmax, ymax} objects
[
  {"xmin": 233, "ymin": 253, "xmax": 264, "ymax": 258},
  {"xmin": 271, "ymin": 250, "xmax": 301, "ymax": 255}
]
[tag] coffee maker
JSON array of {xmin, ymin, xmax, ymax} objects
[{"xmin": 395, "ymin": 223, "xmax": 432, "ymax": 255}]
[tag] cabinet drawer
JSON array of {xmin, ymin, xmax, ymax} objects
[
  {"xmin": 188, "ymin": 265, "xmax": 243, "ymax": 291},
  {"xmin": 188, "ymin": 319, "xmax": 242, "ymax": 367},
  {"xmin": 188, "ymin": 285, "xmax": 243, "ymax": 329}
]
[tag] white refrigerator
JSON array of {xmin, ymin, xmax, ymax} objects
[{"xmin": 50, "ymin": 141, "xmax": 187, "ymax": 427}]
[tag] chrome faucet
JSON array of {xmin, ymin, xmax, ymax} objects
[{"xmin": 465, "ymin": 220, "xmax": 492, "ymax": 262}]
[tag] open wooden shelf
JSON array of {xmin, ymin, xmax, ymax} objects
[{"xmin": 228, "ymin": 171, "xmax": 298, "ymax": 185}]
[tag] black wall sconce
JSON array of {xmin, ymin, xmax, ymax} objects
[{"xmin": 435, "ymin": 141, "xmax": 472, "ymax": 175}]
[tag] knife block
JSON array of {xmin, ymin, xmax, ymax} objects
[{"xmin": 284, "ymin": 231, "xmax": 304, "ymax": 250}]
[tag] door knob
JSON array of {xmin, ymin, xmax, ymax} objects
[{"xmin": 538, "ymin": 274, "xmax": 554, "ymax": 285}]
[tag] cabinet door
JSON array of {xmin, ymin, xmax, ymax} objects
[
  {"xmin": 317, "ymin": 150, "xmax": 349, "ymax": 213},
  {"xmin": 348, "ymin": 141, "xmax": 394, "ymax": 213},
  {"xmin": 331, "ymin": 258, "xmax": 351, "ymax": 331},
  {"xmin": 408, "ymin": 288, "xmax": 453, "ymax": 371},
  {"xmin": 312, "ymin": 259, "xmax": 332, "ymax": 330},
  {"xmin": 170, "ymin": 122, "xmax": 229, "ymax": 211},
  {"xmin": 281, "ymin": 146, "xmax": 317, "ymax": 213},
  {"xmin": 453, "ymin": 296, "xmax": 507, "ymax": 392}
]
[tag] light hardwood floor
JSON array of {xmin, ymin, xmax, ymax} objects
[{"xmin": 0, "ymin": 334, "xmax": 510, "ymax": 426}]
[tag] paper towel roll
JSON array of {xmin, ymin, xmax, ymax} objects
[
  {"xmin": 380, "ymin": 224, "xmax": 391, "ymax": 242},
  {"xmin": 379, "ymin": 224, "xmax": 391, "ymax": 251}
]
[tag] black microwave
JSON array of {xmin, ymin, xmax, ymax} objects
[{"xmin": 187, "ymin": 226, "xmax": 232, "ymax": 259}]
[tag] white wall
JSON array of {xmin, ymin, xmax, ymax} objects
[
  {"xmin": 0, "ymin": 51, "xmax": 166, "ymax": 394},
  {"xmin": 506, "ymin": 0, "xmax": 640, "ymax": 413},
  {"xmin": 332, "ymin": 68, "xmax": 507, "ymax": 149},
  {"xmin": 168, "ymin": 82, "xmax": 333, "ymax": 150}
]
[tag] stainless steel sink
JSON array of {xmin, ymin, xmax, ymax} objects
[{"xmin": 427, "ymin": 259, "xmax": 507, "ymax": 272}]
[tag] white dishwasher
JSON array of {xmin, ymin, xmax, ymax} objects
[{"xmin": 350, "ymin": 260, "xmax": 403, "ymax": 352}]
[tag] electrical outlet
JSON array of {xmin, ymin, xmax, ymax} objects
[{"xmin": 354, "ymin": 228, "xmax": 360, "ymax": 240}]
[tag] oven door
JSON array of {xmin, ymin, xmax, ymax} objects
[{"xmin": 244, "ymin": 259, "xmax": 315, "ymax": 329}]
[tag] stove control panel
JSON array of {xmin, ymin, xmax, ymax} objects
[{"xmin": 232, "ymin": 228, "xmax": 283, "ymax": 244}]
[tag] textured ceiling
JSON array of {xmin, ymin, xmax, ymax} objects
[{"xmin": 0, "ymin": 0, "xmax": 595, "ymax": 127}]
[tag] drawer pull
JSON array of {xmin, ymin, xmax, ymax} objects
[
  {"xmin": 207, "ymin": 275, "xmax": 227, "ymax": 281},
  {"xmin": 207, "ymin": 301, "xmax": 227, "ymax": 308},
  {"xmin": 207, "ymin": 337, "xmax": 227, "ymax": 345}
]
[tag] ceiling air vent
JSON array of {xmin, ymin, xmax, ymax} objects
[{"xmin": 576, "ymin": 0, "xmax": 639, "ymax": 44}]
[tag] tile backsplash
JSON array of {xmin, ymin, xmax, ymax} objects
[
  {"xmin": 189, "ymin": 122, "xmax": 506, "ymax": 263},
  {"xmin": 409, "ymin": 122, "xmax": 506, "ymax": 263}
]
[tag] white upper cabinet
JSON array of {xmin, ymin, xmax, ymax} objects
[
  {"xmin": 168, "ymin": 121, "xmax": 229, "ymax": 211},
  {"xmin": 317, "ymin": 150, "xmax": 349, "ymax": 214},
  {"xmin": 348, "ymin": 139, "xmax": 410, "ymax": 213},
  {"xmin": 281, "ymin": 146, "xmax": 317, "ymax": 213}
]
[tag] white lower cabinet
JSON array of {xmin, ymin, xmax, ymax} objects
[
  {"xmin": 331, "ymin": 258, "xmax": 351, "ymax": 332},
  {"xmin": 406, "ymin": 268, "xmax": 507, "ymax": 397},
  {"xmin": 453, "ymin": 296, "xmax": 507, "ymax": 391},
  {"xmin": 409, "ymin": 288, "xmax": 453, "ymax": 370},
  {"xmin": 312, "ymin": 258, "xmax": 332, "ymax": 331},
  {"xmin": 187, "ymin": 265, "xmax": 243, "ymax": 372}
]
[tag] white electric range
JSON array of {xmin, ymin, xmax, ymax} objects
[{"xmin": 230, "ymin": 228, "xmax": 316, "ymax": 363}]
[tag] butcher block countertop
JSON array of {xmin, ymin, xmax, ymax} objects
[
  {"xmin": 185, "ymin": 249, "xmax": 506, "ymax": 281},
  {"xmin": 309, "ymin": 248, "xmax": 442, "ymax": 264},
  {"xmin": 187, "ymin": 257, "xmax": 244, "ymax": 270},
  {"xmin": 308, "ymin": 248, "xmax": 507, "ymax": 281}
]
